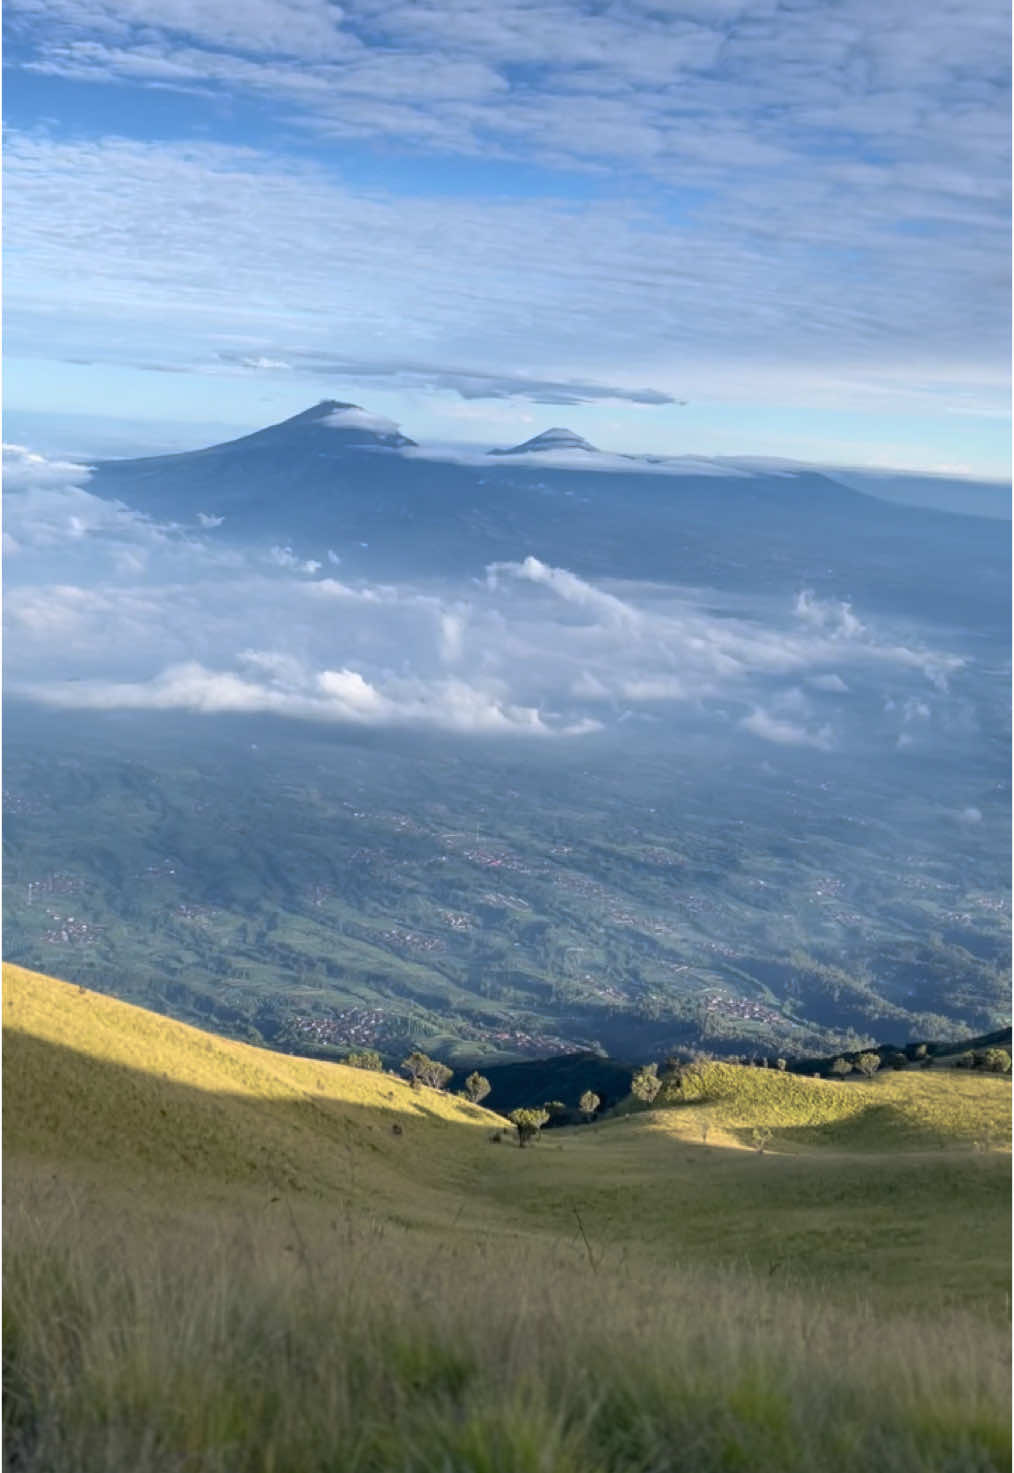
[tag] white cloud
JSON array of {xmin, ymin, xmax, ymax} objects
[
  {"xmin": 267, "ymin": 544, "xmax": 322, "ymax": 574},
  {"xmin": 19, "ymin": 657, "xmax": 600, "ymax": 736},
  {"xmin": 3, "ymin": 124, "xmax": 1008, "ymax": 425},
  {"xmin": 740, "ymin": 707, "xmax": 834, "ymax": 750},
  {"xmin": 3, "ymin": 442, "xmax": 980, "ymax": 754},
  {"xmin": 487, "ymin": 555, "xmax": 640, "ymax": 631},
  {"xmin": 793, "ymin": 589, "xmax": 865, "ymax": 639},
  {"xmin": 322, "ymin": 406, "xmax": 403, "ymax": 436}
]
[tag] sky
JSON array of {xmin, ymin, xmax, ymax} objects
[{"xmin": 3, "ymin": 0, "xmax": 1011, "ymax": 476}]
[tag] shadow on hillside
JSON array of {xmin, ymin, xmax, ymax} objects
[{"xmin": 3, "ymin": 1029, "xmax": 508, "ymax": 1199}]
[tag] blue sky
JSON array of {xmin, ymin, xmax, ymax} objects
[{"xmin": 4, "ymin": 0, "xmax": 1011, "ymax": 475}]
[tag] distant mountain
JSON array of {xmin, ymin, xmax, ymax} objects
[
  {"xmin": 85, "ymin": 402, "xmax": 1009, "ymax": 627},
  {"xmin": 490, "ymin": 427, "xmax": 598, "ymax": 455}
]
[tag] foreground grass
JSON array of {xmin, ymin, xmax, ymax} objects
[
  {"xmin": 4, "ymin": 965, "xmax": 1011, "ymax": 1471},
  {"xmin": 5, "ymin": 1167, "xmax": 1010, "ymax": 1473}
]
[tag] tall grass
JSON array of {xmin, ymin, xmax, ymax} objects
[{"xmin": 5, "ymin": 1168, "xmax": 1009, "ymax": 1473}]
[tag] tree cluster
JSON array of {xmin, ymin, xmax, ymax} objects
[
  {"xmin": 345, "ymin": 1049, "xmax": 383, "ymax": 1071},
  {"xmin": 401, "ymin": 1051, "xmax": 453, "ymax": 1090},
  {"xmin": 954, "ymin": 1048, "xmax": 1011, "ymax": 1073}
]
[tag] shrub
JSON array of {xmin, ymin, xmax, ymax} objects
[
  {"xmin": 854, "ymin": 1053, "xmax": 881, "ymax": 1078},
  {"xmin": 887, "ymin": 1052, "xmax": 908, "ymax": 1071},
  {"xmin": 462, "ymin": 1071, "xmax": 492, "ymax": 1104},
  {"xmin": 508, "ymin": 1108, "xmax": 550, "ymax": 1148},
  {"xmin": 979, "ymin": 1048, "xmax": 1011, "ymax": 1074},
  {"xmin": 953, "ymin": 1051, "xmax": 976, "ymax": 1070},
  {"xmin": 346, "ymin": 1049, "xmax": 383, "ymax": 1071},
  {"xmin": 910, "ymin": 1042, "xmax": 929, "ymax": 1060},
  {"xmin": 751, "ymin": 1126, "xmax": 773, "ymax": 1154},
  {"xmin": 401, "ymin": 1052, "xmax": 453, "ymax": 1090},
  {"xmin": 630, "ymin": 1063, "xmax": 661, "ymax": 1105},
  {"xmin": 829, "ymin": 1057, "xmax": 852, "ymax": 1078},
  {"xmin": 578, "ymin": 1091, "xmax": 601, "ymax": 1122}
]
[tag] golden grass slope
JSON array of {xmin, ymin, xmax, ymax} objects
[
  {"xmin": 645, "ymin": 1058, "xmax": 1013, "ymax": 1151},
  {"xmin": 3, "ymin": 963, "xmax": 502, "ymax": 1213},
  {"xmin": 4, "ymin": 965, "xmax": 1011, "ymax": 1471}
]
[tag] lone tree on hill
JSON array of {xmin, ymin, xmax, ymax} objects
[
  {"xmin": 346, "ymin": 1049, "xmax": 383, "ymax": 1071},
  {"xmin": 401, "ymin": 1051, "xmax": 453, "ymax": 1090},
  {"xmin": 579, "ymin": 1090, "xmax": 601, "ymax": 1122},
  {"xmin": 631, "ymin": 1063, "xmax": 662, "ymax": 1105},
  {"xmin": 854, "ymin": 1052, "xmax": 881, "ymax": 1078},
  {"xmin": 462, "ymin": 1071, "xmax": 492, "ymax": 1104},
  {"xmin": 829, "ymin": 1057, "xmax": 853, "ymax": 1078},
  {"xmin": 509, "ymin": 1107, "xmax": 550, "ymax": 1147}
]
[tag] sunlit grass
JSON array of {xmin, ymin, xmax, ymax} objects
[{"xmin": 4, "ymin": 963, "xmax": 1011, "ymax": 1471}]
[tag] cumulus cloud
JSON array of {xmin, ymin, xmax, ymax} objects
[
  {"xmin": 487, "ymin": 555, "xmax": 640, "ymax": 631},
  {"xmin": 4, "ymin": 450, "xmax": 982, "ymax": 752},
  {"xmin": 20, "ymin": 657, "xmax": 600, "ymax": 737},
  {"xmin": 740, "ymin": 707, "xmax": 834, "ymax": 750},
  {"xmin": 267, "ymin": 544, "xmax": 322, "ymax": 574}
]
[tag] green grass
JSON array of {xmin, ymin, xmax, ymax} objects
[
  {"xmin": 4, "ymin": 964, "xmax": 1011, "ymax": 1472},
  {"xmin": 647, "ymin": 1058, "xmax": 1014, "ymax": 1150}
]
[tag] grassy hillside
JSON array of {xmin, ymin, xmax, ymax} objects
[
  {"xmin": 4, "ymin": 963, "xmax": 1011, "ymax": 1472},
  {"xmin": 644, "ymin": 1057, "xmax": 1013, "ymax": 1150}
]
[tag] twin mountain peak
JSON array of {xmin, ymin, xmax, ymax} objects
[{"xmin": 283, "ymin": 402, "xmax": 596, "ymax": 456}]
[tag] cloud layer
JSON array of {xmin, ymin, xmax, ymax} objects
[
  {"xmin": 4, "ymin": 446, "xmax": 979, "ymax": 752},
  {"xmin": 5, "ymin": 0, "xmax": 1010, "ymax": 438}
]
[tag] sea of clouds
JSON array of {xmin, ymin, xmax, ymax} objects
[{"xmin": 4, "ymin": 444, "xmax": 980, "ymax": 757}]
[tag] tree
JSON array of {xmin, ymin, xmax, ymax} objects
[
  {"xmin": 979, "ymin": 1048, "xmax": 1011, "ymax": 1074},
  {"xmin": 829, "ymin": 1057, "xmax": 853, "ymax": 1078},
  {"xmin": 509, "ymin": 1107, "xmax": 549, "ymax": 1147},
  {"xmin": 953, "ymin": 1051, "xmax": 976, "ymax": 1070},
  {"xmin": 775, "ymin": 1058, "xmax": 788, "ymax": 1071},
  {"xmin": 910, "ymin": 1043, "xmax": 929, "ymax": 1061},
  {"xmin": 346, "ymin": 1049, "xmax": 383, "ymax": 1071},
  {"xmin": 664, "ymin": 1052, "xmax": 709, "ymax": 1097},
  {"xmin": 578, "ymin": 1090, "xmax": 600, "ymax": 1122},
  {"xmin": 401, "ymin": 1051, "xmax": 453, "ymax": 1090},
  {"xmin": 462, "ymin": 1071, "xmax": 492, "ymax": 1104},
  {"xmin": 630, "ymin": 1063, "xmax": 661, "ymax": 1105},
  {"xmin": 887, "ymin": 1051, "xmax": 908, "ymax": 1071},
  {"xmin": 854, "ymin": 1052, "xmax": 881, "ymax": 1078},
  {"xmin": 543, "ymin": 1100, "xmax": 567, "ymax": 1120}
]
